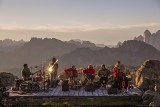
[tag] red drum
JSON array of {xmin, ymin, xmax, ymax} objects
[{"xmin": 35, "ymin": 76, "xmax": 43, "ymax": 82}]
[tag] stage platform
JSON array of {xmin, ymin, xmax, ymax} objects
[{"xmin": 8, "ymin": 86, "xmax": 142, "ymax": 98}]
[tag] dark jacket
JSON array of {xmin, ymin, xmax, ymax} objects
[
  {"xmin": 98, "ymin": 68, "xmax": 110, "ymax": 77},
  {"xmin": 22, "ymin": 67, "xmax": 31, "ymax": 79}
]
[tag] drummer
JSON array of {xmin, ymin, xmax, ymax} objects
[{"xmin": 21, "ymin": 64, "xmax": 34, "ymax": 81}]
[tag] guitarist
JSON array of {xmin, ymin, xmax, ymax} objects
[
  {"xmin": 64, "ymin": 65, "xmax": 78, "ymax": 79},
  {"xmin": 64, "ymin": 65, "xmax": 78, "ymax": 88},
  {"xmin": 82, "ymin": 65, "xmax": 96, "ymax": 84},
  {"xmin": 49, "ymin": 58, "xmax": 59, "ymax": 87}
]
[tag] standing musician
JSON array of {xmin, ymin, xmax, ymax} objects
[
  {"xmin": 49, "ymin": 57, "xmax": 59, "ymax": 87},
  {"xmin": 113, "ymin": 61, "xmax": 122, "ymax": 89}
]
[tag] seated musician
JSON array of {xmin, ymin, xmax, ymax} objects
[
  {"xmin": 64, "ymin": 65, "xmax": 78, "ymax": 80},
  {"xmin": 21, "ymin": 64, "xmax": 34, "ymax": 81},
  {"xmin": 64, "ymin": 65, "xmax": 78, "ymax": 88},
  {"xmin": 82, "ymin": 65, "xmax": 96, "ymax": 84},
  {"xmin": 98, "ymin": 64, "xmax": 110, "ymax": 87}
]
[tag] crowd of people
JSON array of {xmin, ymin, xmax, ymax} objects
[{"xmin": 21, "ymin": 57, "xmax": 129, "ymax": 90}]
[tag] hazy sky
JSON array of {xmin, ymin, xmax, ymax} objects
[{"xmin": 0, "ymin": 0, "xmax": 160, "ymax": 45}]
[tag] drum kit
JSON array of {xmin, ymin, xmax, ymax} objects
[
  {"xmin": 12, "ymin": 67, "xmax": 48, "ymax": 93},
  {"xmin": 11, "ymin": 66, "xmax": 109, "ymax": 93}
]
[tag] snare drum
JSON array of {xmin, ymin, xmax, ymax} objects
[{"xmin": 35, "ymin": 76, "xmax": 43, "ymax": 82}]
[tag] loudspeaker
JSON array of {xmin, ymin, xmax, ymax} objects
[
  {"xmin": 108, "ymin": 87, "xmax": 118, "ymax": 94},
  {"xmin": 85, "ymin": 84, "xmax": 95, "ymax": 92},
  {"xmin": 62, "ymin": 80, "xmax": 69, "ymax": 91}
]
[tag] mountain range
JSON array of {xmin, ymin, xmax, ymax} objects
[
  {"xmin": 0, "ymin": 30, "xmax": 160, "ymax": 77},
  {"xmin": 0, "ymin": 39, "xmax": 25, "ymax": 52},
  {"xmin": 134, "ymin": 30, "xmax": 160, "ymax": 51},
  {"xmin": 59, "ymin": 40, "xmax": 160, "ymax": 70}
]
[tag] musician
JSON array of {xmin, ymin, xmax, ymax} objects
[
  {"xmin": 21, "ymin": 64, "xmax": 33, "ymax": 81},
  {"xmin": 64, "ymin": 65, "xmax": 78, "ymax": 79},
  {"xmin": 82, "ymin": 65, "xmax": 96, "ymax": 84},
  {"xmin": 64, "ymin": 65, "xmax": 78, "ymax": 87},
  {"xmin": 49, "ymin": 57, "xmax": 58, "ymax": 87},
  {"xmin": 98, "ymin": 64, "xmax": 110, "ymax": 87}
]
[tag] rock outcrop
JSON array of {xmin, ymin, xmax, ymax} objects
[
  {"xmin": 144, "ymin": 30, "xmax": 152, "ymax": 44},
  {"xmin": 134, "ymin": 35, "xmax": 144, "ymax": 41},
  {"xmin": 0, "ymin": 72, "xmax": 17, "ymax": 87},
  {"xmin": 142, "ymin": 85, "xmax": 160, "ymax": 106},
  {"xmin": 135, "ymin": 60, "xmax": 160, "ymax": 92},
  {"xmin": 134, "ymin": 30, "xmax": 160, "ymax": 51}
]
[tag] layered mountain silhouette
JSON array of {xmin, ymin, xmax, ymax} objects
[
  {"xmin": 68, "ymin": 39, "xmax": 103, "ymax": 50},
  {"xmin": 0, "ymin": 37, "xmax": 77, "ymax": 69},
  {"xmin": 134, "ymin": 30, "xmax": 160, "ymax": 51},
  {"xmin": 0, "ymin": 39, "xmax": 25, "ymax": 52},
  {"xmin": 59, "ymin": 40, "xmax": 160, "ymax": 70},
  {"xmin": 0, "ymin": 36, "xmax": 160, "ymax": 76}
]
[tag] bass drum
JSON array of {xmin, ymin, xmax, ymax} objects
[
  {"xmin": 20, "ymin": 81, "xmax": 40, "ymax": 92},
  {"xmin": 14, "ymin": 79, "xmax": 24, "ymax": 90}
]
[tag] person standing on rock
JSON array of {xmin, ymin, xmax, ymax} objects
[
  {"xmin": 49, "ymin": 57, "xmax": 58, "ymax": 87},
  {"xmin": 120, "ymin": 64, "xmax": 128, "ymax": 89}
]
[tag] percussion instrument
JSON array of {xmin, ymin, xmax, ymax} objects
[
  {"xmin": 35, "ymin": 76, "xmax": 43, "ymax": 82},
  {"xmin": 100, "ymin": 77, "xmax": 108, "ymax": 88},
  {"xmin": 20, "ymin": 81, "xmax": 40, "ymax": 92},
  {"xmin": 14, "ymin": 79, "xmax": 24, "ymax": 90}
]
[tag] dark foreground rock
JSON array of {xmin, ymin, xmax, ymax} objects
[
  {"xmin": 0, "ymin": 72, "xmax": 17, "ymax": 87},
  {"xmin": 142, "ymin": 86, "xmax": 160, "ymax": 107}
]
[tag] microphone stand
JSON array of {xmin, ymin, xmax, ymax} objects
[
  {"xmin": 47, "ymin": 71, "xmax": 50, "ymax": 91},
  {"xmin": 43, "ymin": 66, "xmax": 46, "ymax": 92}
]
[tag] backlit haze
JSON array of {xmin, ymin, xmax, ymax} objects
[{"xmin": 0, "ymin": 0, "xmax": 160, "ymax": 45}]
